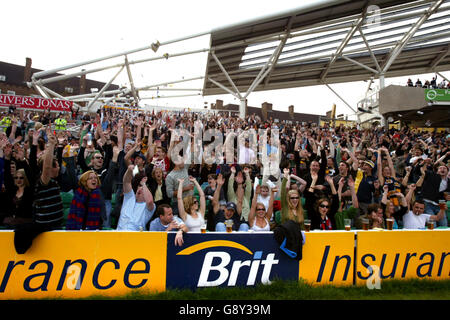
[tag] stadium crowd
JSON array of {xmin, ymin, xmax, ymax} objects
[{"xmin": 0, "ymin": 105, "xmax": 449, "ymax": 250}]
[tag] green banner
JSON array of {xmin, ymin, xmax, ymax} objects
[{"xmin": 425, "ymin": 88, "xmax": 450, "ymax": 101}]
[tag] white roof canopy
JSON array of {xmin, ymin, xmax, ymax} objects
[{"xmin": 28, "ymin": 0, "xmax": 450, "ymax": 117}]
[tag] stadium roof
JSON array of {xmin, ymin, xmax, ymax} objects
[{"xmin": 202, "ymin": 0, "xmax": 450, "ymax": 96}]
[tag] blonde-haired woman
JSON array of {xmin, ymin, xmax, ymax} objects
[
  {"xmin": 281, "ymin": 168, "xmax": 305, "ymax": 228},
  {"xmin": 66, "ymin": 170, "xmax": 105, "ymax": 230},
  {"xmin": 177, "ymin": 176, "xmax": 206, "ymax": 232}
]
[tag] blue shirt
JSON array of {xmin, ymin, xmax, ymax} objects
[{"xmin": 149, "ymin": 216, "xmax": 184, "ymax": 231}]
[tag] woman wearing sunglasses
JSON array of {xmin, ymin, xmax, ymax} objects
[
  {"xmin": 280, "ymin": 168, "xmax": 306, "ymax": 228},
  {"xmin": 249, "ymin": 185, "xmax": 277, "ymax": 231},
  {"xmin": 306, "ymin": 173, "xmax": 339, "ymax": 230},
  {"xmin": 177, "ymin": 176, "xmax": 206, "ymax": 232}
]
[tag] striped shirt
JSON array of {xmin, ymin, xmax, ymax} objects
[{"xmin": 33, "ymin": 178, "xmax": 64, "ymax": 228}]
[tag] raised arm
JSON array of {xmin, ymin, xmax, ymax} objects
[
  {"xmin": 41, "ymin": 129, "xmax": 57, "ymax": 185},
  {"xmin": 122, "ymin": 164, "xmax": 134, "ymax": 194},
  {"xmin": 347, "ymin": 176, "xmax": 358, "ymax": 209},
  {"xmin": 189, "ymin": 176, "xmax": 206, "ymax": 217},
  {"xmin": 377, "ymin": 148, "xmax": 384, "ymax": 185},
  {"xmin": 227, "ymin": 166, "xmax": 236, "ymax": 201},
  {"xmin": 140, "ymin": 176, "xmax": 155, "ymax": 212},
  {"xmin": 248, "ymin": 185, "xmax": 260, "ymax": 227},
  {"xmin": 290, "ymin": 174, "xmax": 307, "ymax": 193},
  {"xmin": 177, "ymin": 178, "xmax": 187, "ymax": 221},
  {"xmin": 212, "ymin": 174, "xmax": 225, "ymax": 214},
  {"xmin": 266, "ymin": 186, "xmax": 277, "ymax": 221},
  {"xmin": 405, "ymin": 184, "xmax": 416, "ymax": 210}
]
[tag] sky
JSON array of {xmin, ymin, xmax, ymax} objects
[{"xmin": 2, "ymin": 0, "xmax": 449, "ymax": 119}]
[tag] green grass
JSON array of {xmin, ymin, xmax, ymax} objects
[{"xmin": 84, "ymin": 278, "xmax": 450, "ymax": 300}]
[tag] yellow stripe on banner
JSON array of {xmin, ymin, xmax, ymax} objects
[{"xmin": 176, "ymin": 240, "xmax": 253, "ymax": 256}]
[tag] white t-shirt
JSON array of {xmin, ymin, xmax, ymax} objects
[
  {"xmin": 402, "ymin": 211, "xmax": 431, "ymax": 229},
  {"xmin": 117, "ymin": 190, "xmax": 156, "ymax": 231},
  {"xmin": 239, "ymin": 147, "xmax": 256, "ymax": 164},
  {"xmin": 184, "ymin": 212, "xmax": 205, "ymax": 233}
]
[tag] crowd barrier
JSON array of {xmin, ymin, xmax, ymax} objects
[{"xmin": 0, "ymin": 229, "xmax": 448, "ymax": 299}]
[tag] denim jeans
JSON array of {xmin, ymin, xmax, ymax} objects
[
  {"xmin": 424, "ymin": 201, "xmax": 448, "ymax": 227},
  {"xmin": 102, "ymin": 199, "xmax": 112, "ymax": 228},
  {"xmin": 215, "ymin": 222, "xmax": 249, "ymax": 232}
]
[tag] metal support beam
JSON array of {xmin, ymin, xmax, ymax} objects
[
  {"xmin": 358, "ymin": 27, "xmax": 381, "ymax": 73},
  {"xmin": 136, "ymin": 76, "xmax": 204, "ymax": 91},
  {"xmin": 320, "ymin": 11, "xmax": 366, "ymax": 81},
  {"xmin": 340, "ymin": 55, "xmax": 379, "ymax": 74},
  {"xmin": 32, "ymin": 82, "xmax": 50, "ymax": 99},
  {"xmin": 87, "ymin": 66, "xmax": 125, "ymax": 110},
  {"xmin": 140, "ymin": 93, "xmax": 202, "ymax": 100},
  {"xmin": 32, "ymin": 32, "xmax": 210, "ymax": 79},
  {"xmin": 436, "ymin": 71, "xmax": 449, "ymax": 83},
  {"xmin": 430, "ymin": 44, "xmax": 450, "ymax": 69},
  {"xmin": 264, "ymin": 17, "xmax": 294, "ymax": 86},
  {"xmin": 124, "ymin": 56, "xmax": 139, "ymax": 104},
  {"xmin": 208, "ymin": 77, "xmax": 241, "ymax": 99},
  {"xmin": 39, "ymin": 85, "xmax": 83, "ymax": 110},
  {"xmin": 211, "ymin": 52, "xmax": 242, "ymax": 99},
  {"xmin": 324, "ymin": 83, "xmax": 358, "ymax": 117},
  {"xmin": 364, "ymin": 78, "xmax": 374, "ymax": 98},
  {"xmin": 381, "ymin": 0, "xmax": 444, "ymax": 73},
  {"xmin": 239, "ymin": 98, "xmax": 247, "ymax": 119},
  {"xmin": 34, "ymin": 47, "xmax": 210, "ymax": 86},
  {"xmin": 244, "ymin": 36, "xmax": 288, "ymax": 99}
]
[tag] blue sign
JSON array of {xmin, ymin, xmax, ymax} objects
[{"xmin": 166, "ymin": 233, "xmax": 299, "ymax": 289}]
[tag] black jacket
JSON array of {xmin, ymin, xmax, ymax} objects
[{"xmin": 273, "ymin": 220, "xmax": 303, "ymax": 261}]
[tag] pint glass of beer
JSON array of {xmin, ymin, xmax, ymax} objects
[
  {"xmin": 304, "ymin": 219, "xmax": 311, "ymax": 232},
  {"xmin": 386, "ymin": 218, "xmax": 394, "ymax": 230},
  {"xmin": 362, "ymin": 218, "xmax": 369, "ymax": 230},
  {"xmin": 201, "ymin": 221, "xmax": 207, "ymax": 233},
  {"xmin": 426, "ymin": 217, "xmax": 434, "ymax": 230},
  {"xmin": 344, "ymin": 219, "xmax": 351, "ymax": 231},
  {"xmin": 225, "ymin": 220, "xmax": 233, "ymax": 233}
]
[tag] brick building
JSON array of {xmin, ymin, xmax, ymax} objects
[
  {"xmin": 211, "ymin": 99, "xmax": 322, "ymax": 123},
  {"xmin": 0, "ymin": 57, "xmax": 119, "ymax": 101}
]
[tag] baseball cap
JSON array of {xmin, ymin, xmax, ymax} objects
[
  {"xmin": 134, "ymin": 152, "xmax": 147, "ymax": 162},
  {"xmin": 226, "ymin": 202, "xmax": 237, "ymax": 212}
]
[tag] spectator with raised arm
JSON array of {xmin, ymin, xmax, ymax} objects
[
  {"xmin": 177, "ymin": 176, "xmax": 206, "ymax": 232},
  {"xmin": 116, "ymin": 166, "xmax": 155, "ymax": 231}
]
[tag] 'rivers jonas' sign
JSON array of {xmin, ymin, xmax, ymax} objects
[{"xmin": 0, "ymin": 94, "xmax": 73, "ymax": 112}]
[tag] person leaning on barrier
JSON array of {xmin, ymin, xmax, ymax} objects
[
  {"xmin": 402, "ymin": 199, "xmax": 447, "ymax": 229},
  {"xmin": 149, "ymin": 204, "xmax": 188, "ymax": 246},
  {"xmin": 13, "ymin": 129, "xmax": 64, "ymax": 254}
]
